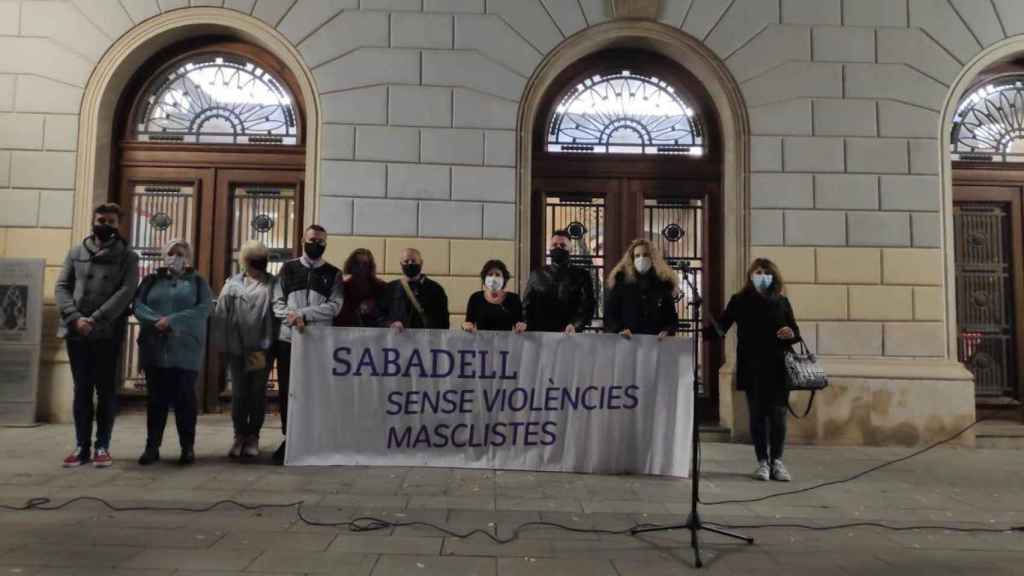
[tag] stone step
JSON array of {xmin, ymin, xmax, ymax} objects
[
  {"xmin": 976, "ymin": 419, "xmax": 1024, "ymax": 449},
  {"xmin": 699, "ymin": 424, "xmax": 731, "ymax": 443}
]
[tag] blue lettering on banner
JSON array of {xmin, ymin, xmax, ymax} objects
[
  {"xmin": 333, "ymin": 342, "xmax": 654, "ymax": 453},
  {"xmin": 381, "ymin": 348, "xmax": 401, "ymax": 377},
  {"xmin": 332, "ymin": 347, "xmax": 351, "ymax": 376},
  {"xmin": 403, "ymin": 349, "xmax": 428, "ymax": 378},
  {"xmin": 354, "ymin": 348, "xmax": 379, "ymax": 376},
  {"xmin": 430, "ymin": 349, "xmax": 455, "ymax": 378}
]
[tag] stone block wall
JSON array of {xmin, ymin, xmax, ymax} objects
[{"xmin": 0, "ymin": 0, "xmax": 1009, "ymax": 437}]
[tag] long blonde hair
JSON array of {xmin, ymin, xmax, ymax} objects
[{"xmin": 607, "ymin": 239, "xmax": 678, "ymax": 289}]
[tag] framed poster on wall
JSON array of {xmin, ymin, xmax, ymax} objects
[{"xmin": 0, "ymin": 258, "xmax": 44, "ymax": 426}]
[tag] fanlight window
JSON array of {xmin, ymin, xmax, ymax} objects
[
  {"xmin": 547, "ymin": 69, "xmax": 704, "ymax": 156},
  {"xmin": 134, "ymin": 53, "xmax": 298, "ymax": 145},
  {"xmin": 952, "ymin": 77, "xmax": 1024, "ymax": 162}
]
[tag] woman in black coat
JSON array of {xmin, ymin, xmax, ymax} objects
[
  {"xmin": 604, "ymin": 239, "xmax": 679, "ymax": 339},
  {"xmin": 711, "ymin": 257, "xmax": 801, "ymax": 482}
]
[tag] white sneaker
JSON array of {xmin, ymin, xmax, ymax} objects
[
  {"xmin": 753, "ymin": 460, "xmax": 770, "ymax": 481},
  {"xmin": 242, "ymin": 435, "xmax": 259, "ymax": 458},
  {"xmin": 229, "ymin": 436, "xmax": 244, "ymax": 459},
  {"xmin": 771, "ymin": 459, "xmax": 792, "ymax": 482}
]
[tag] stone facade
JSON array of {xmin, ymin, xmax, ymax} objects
[{"xmin": 0, "ymin": 0, "xmax": 1005, "ymax": 445}]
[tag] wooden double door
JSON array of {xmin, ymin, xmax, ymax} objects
[
  {"xmin": 118, "ymin": 165, "xmax": 303, "ymax": 410},
  {"xmin": 531, "ymin": 176, "xmax": 722, "ymax": 419},
  {"xmin": 954, "ymin": 171, "xmax": 1024, "ymax": 414}
]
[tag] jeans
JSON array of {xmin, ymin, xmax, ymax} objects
[
  {"xmin": 746, "ymin": 386, "xmax": 789, "ymax": 463},
  {"xmin": 274, "ymin": 340, "xmax": 292, "ymax": 436},
  {"xmin": 66, "ymin": 337, "xmax": 121, "ymax": 451},
  {"xmin": 228, "ymin": 353, "xmax": 269, "ymax": 438},
  {"xmin": 144, "ymin": 368, "xmax": 198, "ymax": 450}
]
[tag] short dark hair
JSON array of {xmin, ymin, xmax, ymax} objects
[
  {"xmin": 551, "ymin": 229, "xmax": 570, "ymax": 240},
  {"xmin": 306, "ymin": 224, "xmax": 327, "ymax": 234},
  {"xmin": 479, "ymin": 259, "xmax": 510, "ymax": 284},
  {"xmin": 93, "ymin": 203, "xmax": 122, "ymax": 218}
]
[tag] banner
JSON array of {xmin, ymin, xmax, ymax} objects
[{"xmin": 288, "ymin": 327, "xmax": 693, "ymax": 477}]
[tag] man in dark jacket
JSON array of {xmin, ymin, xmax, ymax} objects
[
  {"xmin": 54, "ymin": 203, "xmax": 140, "ymax": 468},
  {"xmin": 382, "ymin": 248, "xmax": 450, "ymax": 330},
  {"xmin": 523, "ymin": 230, "xmax": 595, "ymax": 333},
  {"xmin": 271, "ymin": 224, "xmax": 343, "ymax": 464}
]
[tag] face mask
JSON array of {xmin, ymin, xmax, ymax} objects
[
  {"xmin": 92, "ymin": 224, "xmax": 116, "ymax": 242},
  {"xmin": 402, "ymin": 262, "xmax": 422, "ymax": 278},
  {"xmin": 249, "ymin": 258, "xmax": 268, "ymax": 273},
  {"xmin": 484, "ymin": 276, "xmax": 504, "ymax": 292},
  {"xmin": 550, "ymin": 247, "xmax": 570, "ymax": 266},
  {"xmin": 165, "ymin": 255, "xmax": 185, "ymax": 274},
  {"xmin": 304, "ymin": 242, "xmax": 326, "ymax": 260},
  {"xmin": 634, "ymin": 256, "xmax": 652, "ymax": 274},
  {"xmin": 752, "ymin": 273, "xmax": 773, "ymax": 292}
]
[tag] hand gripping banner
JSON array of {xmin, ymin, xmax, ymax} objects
[{"xmin": 287, "ymin": 327, "xmax": 693, "ymax": 477}]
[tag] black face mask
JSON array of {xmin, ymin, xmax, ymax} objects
[
  {"xmin": 550, "ymin": 248, "xmax": 570, "ymax": 266},
  {"xmin": 249, "ymin": 258, "xmax": 268, "ymax": 272},
  {"xmin": 402, "ymin": 263, "xmax": 422, "ymax": 278},
  {"xmin": 92, "ymin": 224, "xmax": 117, "ymax": 243},
  {"xmin": 304, "ymin": 242, "xmax": 326, "ymax": 260}
]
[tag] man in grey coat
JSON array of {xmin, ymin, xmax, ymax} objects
[{"xmin": 54, "ymin": 203, "xmax": 140, "ymax": 468}]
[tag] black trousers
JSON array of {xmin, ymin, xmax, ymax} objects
[
  {"xmin": 144, "ymin": 368, "xmax": 198, "ymax": 450},
  {"xmin": 274, "ymin": 341, "xmax": 292, "ymax": 436},
  {"xmin": 746, "ymin": 386, "xmax": 789, "ymax": 463},
  {"xmin": 66, "ymin": 337, "xmax": 121, "ymax": 451}
]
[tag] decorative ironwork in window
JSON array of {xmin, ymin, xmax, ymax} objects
[
  {"xmin": 547, "ymin": 70, "xmax": 704, "ymax": 156},
  {"xmin": 952, "ymin": 76, "xmax": 1024, "ymax": 162},
  {"xmin": 134, "ymin": 53, "xmax": 298, "ymax": 145}
]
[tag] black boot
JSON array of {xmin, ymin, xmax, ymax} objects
[
  {"xmin": 178, "ymin": 447, "xmax": 195, "ymax": 466},
  {"xmin": 138, "ymin": 446, "xmax": 160, "ymax": 466},
  {"xmin": 272, "ymin": 441, "xmax": 286, "ymax": 466}
]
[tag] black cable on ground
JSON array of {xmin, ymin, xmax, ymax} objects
[
  {"xmin": 696, "ymin": 415, "xmax": 989, "ymax": 507},
  {"xmin": 2, "ymin": 416, "xmax": 1022, "ymax": 539}
]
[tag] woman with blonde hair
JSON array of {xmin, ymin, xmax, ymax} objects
[
  {"xmin": 133, "ymin": 239, "xmax": 211, "ymax": 466},
  {"xmin": 211, "ymin": 240, "xmax": 278, "ymax": 460},
  {"xmin": 709, "ymin": 258, "xmax": 801, "ymax": 482},
  {"xmin": 604, "ymin": 238, "xmax": 678, "ymax": 340}
]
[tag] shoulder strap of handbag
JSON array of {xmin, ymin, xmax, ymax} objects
[
  {"xmin": 399, "ymin": 277, "xmax": 431, "ymax": 326},
  {"xmin": 787, "ymin": 390, "xmax": 816, "ymax": 419}
]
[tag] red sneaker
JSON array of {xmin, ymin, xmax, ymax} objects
[
  {"xmin": 93, "ymin": 448, "xmax": 113, "ymax": 468},
  {"xmin": 62, "ymin": 448, "xmax": 89, "ymax": 467}
]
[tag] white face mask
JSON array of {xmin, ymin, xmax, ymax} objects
[
  {"xmin": 165, "ymin": 255, "xmax": 186, "ymax": 274},
  {"xmin": 634, "ymin": 256, "xmax": 652, "ymax": 274},
  {"xmin": 484, "ymin": 276, "xmax": 504, "ymax": 292},
  {"xmin": 752, "ymin": 273, "xmax": 773, "ymax": 291}
]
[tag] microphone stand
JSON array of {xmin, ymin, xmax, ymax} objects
[{"xmin": 630, "ymin": 261, "xmax": 753, "ymax": 568}]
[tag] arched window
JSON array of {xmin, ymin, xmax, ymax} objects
[
  {"xmin": 133, "ymin": 52, "xmax": 298, "ymax": 145},
  {"xmin": 546, "ymin": 69, "xmax": 705, "ymax": 156},
  {"xmin": 952, "ymin": 75, "xmax": 1024, "ymax": 161}
]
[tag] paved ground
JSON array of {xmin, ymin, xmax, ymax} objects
[{"xmin": 0, "ymin": 414, "xmax": 1022, "ymax": 575}]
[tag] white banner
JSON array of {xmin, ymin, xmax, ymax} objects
[{"xmin": 288, "ymin": 327, "xmax": 693, "ymax": 477}]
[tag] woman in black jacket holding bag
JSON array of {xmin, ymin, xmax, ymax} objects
[
  {"xmin": 604, "ymin": 239, "xmax": 679, "ymax": 339},
  {"xmin": 710, "ymin": 258, "xmax": 801, "ymax": 482}
]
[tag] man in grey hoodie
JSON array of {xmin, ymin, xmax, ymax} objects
[
  {"xmin": 54, "ymin": 203, "xmax": 140, "ymax": 468},
  {"xmin": 271, "ymin": 224, "xmax": 343, "ymax": 464}
]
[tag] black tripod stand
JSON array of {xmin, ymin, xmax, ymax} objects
[{"xmin": 631, "ymin": 261, "xmax": 753, "ymax": 567}]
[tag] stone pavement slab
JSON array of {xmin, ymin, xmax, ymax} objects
[{"xmin": 1, "ymin": 414, "xmax": 1023, "ymax": 575}]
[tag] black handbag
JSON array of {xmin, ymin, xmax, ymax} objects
[{"xmin": 784, "ymin": 340, "xmax": 828, "ymax": 418}]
